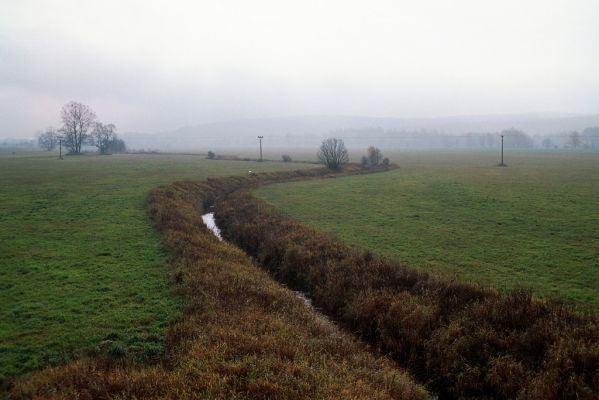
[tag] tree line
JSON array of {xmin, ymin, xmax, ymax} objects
[
  {"xmin": 330, "ymin": 127, "xmax": 599, "ymax": 149},
  {"xmin": 37, "ymin": 101, "xmax": 126, "ymax": 154}
]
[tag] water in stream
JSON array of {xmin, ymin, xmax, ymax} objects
[
  {"xmin": 201, "ymin": 212, "xmax": 223, "ymax": 240},
  {"xmin": 201, "ymin": 211, "xmax": 321, "ymax": 313}
]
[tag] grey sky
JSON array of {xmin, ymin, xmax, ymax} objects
[{"xmin": 1, "ymin": 0, "xmax": 598, "ymax": 137}]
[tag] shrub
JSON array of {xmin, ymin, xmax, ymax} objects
[
  {"xmin": 206, "ymin": 150, "xmax": 215, "ymax": 159},
  {"xmin": 367, "ymin": 146, "xmax": 382, "ymax": 165},
  {"xmin": 317, "ymin": 138, "xmax": 349, "ymax": 170},
  {"xmin": 281, "ymin": 154, "xmax": 292, "ymax": 162}
]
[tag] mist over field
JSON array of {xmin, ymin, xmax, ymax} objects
[
  {"xmin": 121, "ymin": 113, "xmax": 599, "ymax": 151},
  {"xmin": 1, "ymin": 0, "xmax": 598, "ymax": 147}
]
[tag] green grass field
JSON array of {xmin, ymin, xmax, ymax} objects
[
  {"xmin": 0, "ymin": 152, "xmax": 306, "ymax": 381},
  {"xmin": 256, "ymin": 151, "xmax": 599, "ymax": 309}
]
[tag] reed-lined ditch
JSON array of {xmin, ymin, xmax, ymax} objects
[{"xmin": 210, "ymin": 166, "xmax": 599, "ymax": 400}]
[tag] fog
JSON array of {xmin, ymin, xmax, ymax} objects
[{"xmin": 1, "ymin": 0, "xmax": 598, "ymax": 140}]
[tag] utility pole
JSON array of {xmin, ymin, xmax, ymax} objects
[
  {"xmin": 59, "ymin": 137, "xmax": 63, "ymax": 160},
  {"xmin": 258, "ymin": 136, "xmax": 264, "ymax": 162},
  {"xmin": 499, "ymin": 134, "xmax": 506, "ymax": 166}
]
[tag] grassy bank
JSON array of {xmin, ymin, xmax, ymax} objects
[
  {"xmin": 0, "ymin": 152, "xmax": 307, "ymax": 381},
  {"xmin": 255, "ymin": 151, "xmax": 599, "ymax": 308},
  {"xmin": 10, "ymin": 168, "xmax": 427, "ymax": 399},
  {"xmin": 215, "ymin": 165, "xmax": 599, "ymax": 399}
]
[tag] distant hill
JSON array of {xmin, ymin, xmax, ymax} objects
[{"xmin": 121, "ymin": 113, "xmax": 599, "ymax": 151}]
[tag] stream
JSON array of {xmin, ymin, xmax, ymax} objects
[
  {"xmin": 201, "ymin": 211, "xmax": 439, "ymax": 399},
  {"xmin": 202, "ymin": 211, "xmax": 323, "ymax": 315},
  {"xmin": 201, "ymin": 212, "xmax": 223, "ymax": 240}
]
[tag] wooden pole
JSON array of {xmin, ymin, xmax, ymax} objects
[{"xmin": 501, "ymin": 135, "xmax": 504, "ymax": 165}]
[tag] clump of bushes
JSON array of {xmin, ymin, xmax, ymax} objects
[
  {"xmin": 361, "ymin": 146, "xmax": 391, "ymax": 168},
  {"xmin": 281, "ymin": 154, "xmax": 292, "ymax": 162},
  {"xmin": 206, "ymin": 150, "xmax": 215, "ymax": 159}
]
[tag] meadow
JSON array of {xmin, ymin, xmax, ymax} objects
[
  {"xmin": 6, "ymin": 158, "xmax": 426, "ymax": 399},
  {"xmin": 218, "ymin": 161, "xmax": 599, "ymax": 398},
  {"xmin": 0, "ymin": 151, "xmax": 306, "ymax": 381},
  {"xmin": 256, "ymin": 150, "xmax": 599, "ymax": 309}
]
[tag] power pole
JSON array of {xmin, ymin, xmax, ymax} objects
[
  {"xmin": 59, "ymin": 138, "xmax": 63, "ymax": 160},
  {"xmin": 258, "ymin": 136, "xmax": 264, "ymax": 161},
  {"xmin": 499, "ymin": 134, "xmax": 506, "ymax": 166}
]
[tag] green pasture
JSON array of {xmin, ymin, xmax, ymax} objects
[
  {"xmin": 0, "ymin": 152, "xmax": 305, "ymax": 381},
  {"xmin": 256, "ymin": 151, "xmax": 599, "ymax": 309}
]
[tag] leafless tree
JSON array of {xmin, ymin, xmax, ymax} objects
[
  {"xmin": 91, "ymin": 122, "xmax": 117, "ymax": 154},
  {"xmin": 569, "ymin": 131, "xmax": 581, "ymax": 149},
  {"xmin": 541, "ymin": 137, "xmax": 553, "ymax": 149},
  {"xmin": 367, "ymin": 146, "xmax": 382, "ymax": 165},
  {"xmin": 317, "ymin": 138, "xmax": 349, "ymax": 170},
  {"xmin": 59, "ymin": 101, "xmax": 96, "ymax": 153},
  {"xmin": 37, "ymin": 127, "xmax": 58, "ymax": 151}
]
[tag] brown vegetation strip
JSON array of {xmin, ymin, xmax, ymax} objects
[
  {"xmin": 8, "ymin": 166, "xmax": 427, "ymax": 399},
  {"xmin": 214, "ymin": 166, "xmax": 599, "ymax": 400}
]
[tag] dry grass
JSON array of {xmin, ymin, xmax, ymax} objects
[
  {"xmin": 8, "ymin": 166, "xmax": 427, "ymax": 399},
  {"xmin": 214, "ymin": 167, "xmax": 599, "ymax": 399}
]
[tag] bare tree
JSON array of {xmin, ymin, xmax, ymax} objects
[
  {"xmin": 91, "ymin": 122, "xmax": 117, "ymax": 154},
  {"xmin": 569, "ymin": 131, "xmax": 581, "ymax": 149},
  {"xmin": 59, "ymin": 101, "xmax": 96, "ymax": 153},
  {"xmin": 541, "ymin": 137, "xmax": 553, "ymax": 149},
  {"xmin": 317, "ymin": 138, "xmax": 349, "ymax": 170},
  {"xmin": 37, "ymin": 127, "xmax": 58, "ymax": 151},
  {"xmin": 367, "ymin": 146, "xmax": 382, "ymax": 165}
]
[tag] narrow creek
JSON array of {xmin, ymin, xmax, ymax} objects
[
  {"xmin": 201, "ymin": 211, "xmax": 327, "ymax": 320},
  {"xmin": 201, "ymin": 212, "xmax": 223, "ymax": 241},
  {"xmin": 202, "ymin": 210, "xmax": 441, "ymax": 399}
]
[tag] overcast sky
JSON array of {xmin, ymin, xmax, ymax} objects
[{"xmin": 1, "ymin": 0, "xmax": 598, "ymax": 137}]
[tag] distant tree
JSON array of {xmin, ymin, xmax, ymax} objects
[
  {"xmin": 541, "ymin": 137, "xmax": 553, "ymax": 149},
  {"xmin": 91, "ymin": 122, "xmax": 117, "ymax": 154},
  {"xmin": 501, "ymin": 128, "xmax": 533, "ymax": 148},
  {"xmin": 367, "ymin": 146, "xmax": 382, "ymax": 165},
  {"xmin": 360, "ymin": 155, "xmax": 369, "ymax": 167},
  {"xmin": 317, "ymin": 138, "xmax": 348, "ymax": 170},
  {"xmin": 59, "ymin": 101, "xmax": 96, "ymax": 153},
  {"xmin": 382, "ymin": 157, "xmax": 390, "ymax": 166},
  {"xmin": 207, "ymin": 150, "xmax": 215, "ymax": 159},
  {"xmin": 569, "ymin": 131, "xmax": 581, "ymax": 149},
  {"xmin": 582, "ymin": 127, "xmax": 599, "ymax": 148},
  {"xmin": 107, "ymin": 137, "xmax": 127, "ymax": 154},
  {"xmin": 281, "ymin": 154, "xmax": 292, "ymax": 162},
  {"xmin": 37, "ymin": 127, "xmax": 58, "ymax": 151}
]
